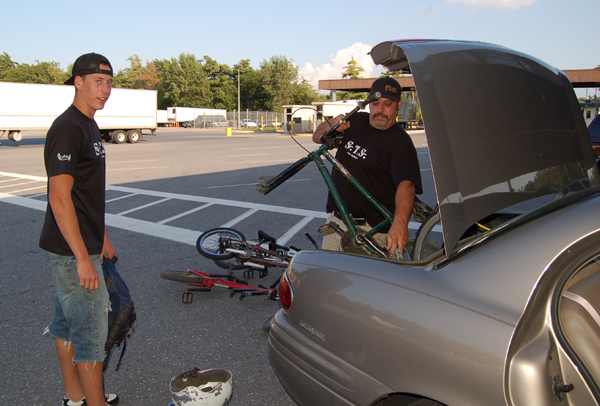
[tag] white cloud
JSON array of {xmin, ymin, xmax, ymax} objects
[
  {"xmin": 298, "ymin": 43, "xmax": 383, "ymax": 91},
  {"xmin": 445, "ymin": 0, "xmax": 538, "ymax": 10},
  {"xmin": 421, "ymin": 5, "xmax": 441, "ymax": 14}
]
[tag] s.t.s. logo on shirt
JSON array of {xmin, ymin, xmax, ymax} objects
[
  {"xmin": 57, "ymin": 153, "xmax": 71, "ymax": 162},
  {"xmin": 344, "ymin": 140, "xmax": 367, "ymax": 160},
  {"xmin": 94, "ymin": 141, "xmax": 106, "ymax": 158}
]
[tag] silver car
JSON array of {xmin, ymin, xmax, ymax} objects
[
  {"xmin": 268, "ymin": 40, "xmax": 600, "ymax": 406},
  {"xmin": 241, "ymin": 119, "xmax": 257, "ymax": 128}
]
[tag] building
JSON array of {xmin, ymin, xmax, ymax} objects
[{"xmin": 580, "ymin": 102, "xmax": 599, "ymax": 126}]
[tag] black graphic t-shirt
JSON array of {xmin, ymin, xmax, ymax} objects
[
  {"xmin": 326, "ymin": 112, "xmax": 422, "ymax": 229},
  {"xmin": 39, "ymin": 105, "xmax": 106, "ymax": 256}
]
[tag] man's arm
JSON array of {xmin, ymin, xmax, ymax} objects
[
  {"xmin": 386, "ymin": 180, "xmax": 416, "ymax": 254},
  {"xmin": 102, "ymin": 226, "xmax": 116, "ymax": 262},
  {"xmin": 48, "ymin": 174, "xmax": 99, "ymax": 290}
]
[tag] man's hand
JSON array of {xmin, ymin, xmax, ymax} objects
[
  {"xmin": 101, "ymin": 227, "xmax": 116, "ymax": 263},
  {"xmin": 77, "ymin": 256, "xmax": 100, "ymax": 290},
  {"xmin": 312, "ymin": 114, "xmax": 351, "ymax": 144},
  {"xmin": 386, "ymin": 180, "xmax": 416, "ymax": 254},
  {"xmin": 387, "ymin": 219, "xmax": 409, "ymax": 255}
]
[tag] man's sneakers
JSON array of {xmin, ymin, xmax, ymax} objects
[
  {"xmin": 63, "ymin": 398, "xmax": 84, "ymax": 406},
  {"xmin": 62, "ymin": 393, "xmax": 119, "ymax": 406},
  {"xmin": 105, "ymin": 393, "xmax": 119, "ymax": 405}
]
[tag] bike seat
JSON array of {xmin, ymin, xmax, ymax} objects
[{"xmin": 258, "ymin": 230, "xmax": 277, "ymax": 244}]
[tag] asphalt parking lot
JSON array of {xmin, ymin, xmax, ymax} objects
[{"xmin": 0, "ymin": 127, "xmax": 434, "ymax": 406}]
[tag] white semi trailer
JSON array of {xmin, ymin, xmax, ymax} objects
[{"xmin": 0, "ymin": 82, "xmax": 157, "ymax": 144}]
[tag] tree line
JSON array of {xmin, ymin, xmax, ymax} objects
[{"xmin": 0, "ymin": 52, "xmax": 335, "ymax": 111}]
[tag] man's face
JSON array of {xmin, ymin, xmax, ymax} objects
[
  {"xmin": 369, "ymin": 97, "xmax": 400, "ymax": 130},
  {"xmin": 75, "ymin": 63, "xmax": 112, "ymax": 116}
]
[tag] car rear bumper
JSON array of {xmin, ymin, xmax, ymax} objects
[{"xmin": 267, "ymin": 311, "xmax": 393, "ymax": 406}]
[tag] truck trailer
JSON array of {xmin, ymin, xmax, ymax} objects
[
  {"xmin": 0, "ymin": 82, "xmax": 158, "ymax": 144},
  {"xmin": 167, "ymin": 107, "xmax": 227, "ymax": 127}
]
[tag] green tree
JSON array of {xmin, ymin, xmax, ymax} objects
[
  {"xmin": 292, "ymin": 78, "xmax": 324, "ymax": 105},
  {"xmin": 203, "ymin": 56, "xmax": 236, "ymax": 110},
  {"xmin": 153, "ymin": 53, "xmax": 211, "ymax": 109},
  {"xmin": 0, "ymin": 56, "xmax": 68, "ymax": 84},
  {"xmin": 338, "ymin": 56, "xmax": 367, "ymax": 101},
  {"xmin": 0, "ymin": 52, "xmax": 18, "ymax": 78},
  {"xmin": 380, "ymin": 69, "xmax": 403, "ymax": 77},
  {"xmin": 234, "ymin": 59, "xmax": 269, "ymax": 111},
  {"xmin": 341, "ymin": 56, "xmax": 365, "ymax": 79},
  {"xmin": 260, "ymin": 56, "xmax": 299, "ymax": 111},
  {"xmin": 113, "ymin": 54, "xmax": 159, "ymax": 90}
]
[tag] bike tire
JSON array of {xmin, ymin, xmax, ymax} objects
[
  {"xmin": 196, "ymin": 228, "xmax": 246, "ymax": 260},
  {"xmin": 160, "ymin": 271, "xmax": 205, "ymax": 284}
]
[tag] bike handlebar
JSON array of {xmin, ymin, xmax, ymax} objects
[{"xmin": 256, "ymin": 92, "xmax": 381, "ymax": 196}]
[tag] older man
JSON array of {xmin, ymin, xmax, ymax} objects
[{"xmin": 313, "ymin": 77, "xmax": 423, "ymax": 255}]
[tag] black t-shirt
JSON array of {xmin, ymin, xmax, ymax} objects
[
  {"xmin": 326, "ymin": 112, "xmax": 422, "ymax": 228},
  {"xmin": 39, "ymin": 105, "xmax": 106, "ymax": 256}
]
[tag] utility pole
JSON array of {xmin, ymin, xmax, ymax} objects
[{"xmin": 236, "ymin": 65, "xmax": 241, "ymax": 130}]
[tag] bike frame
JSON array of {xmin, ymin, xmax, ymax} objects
[
  {"xmin": 183, "ymin": 270, "xmax": 276, "ymax": 301},
  {"xmin": 224, "ymin": 238, "xmax": 293, "ymax": 269},
  {"xmin": 257, "ymin": 141, "xmax": 394, "ymax": 258}
]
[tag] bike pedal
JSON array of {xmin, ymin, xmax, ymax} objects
[
  {"xmin": 182, "ymin": 291, "xmax": 193, "ymax": 304},
  {"xmin": 318, "ymin": 224, "xmax": 335, "ymax": 236}
]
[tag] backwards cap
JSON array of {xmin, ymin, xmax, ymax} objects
[
  {"xmin": 64, "ymin": 53, "xmax": 113, "ymax": 85},
  {"xmin": 369, "ymin": 77, "xmax": 402, "ymax": 102}
]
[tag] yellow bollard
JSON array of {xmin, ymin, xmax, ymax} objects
[{"xmin": 226, "ymin": 127, "xmax": 232, "ymax": 137}]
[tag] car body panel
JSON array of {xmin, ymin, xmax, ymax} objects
[
  {"xmin": 270, "ymin": 194, "xmax": 600, "ymax": 405},
  {"xmin": 268, "ymin": 39, "xmax": 600, "ymax": 406},
  {"xmin": 371, "ymin": 40, "xmax": 598, "ymax": 255}
]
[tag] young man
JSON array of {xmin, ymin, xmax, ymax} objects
[
  {"xmin": 313, "ymin": 76, "xmax": 423, "ymax": 256},
  {"xmin": 40, "ymin": 53, "xmax": 119, "ymax": 406}
]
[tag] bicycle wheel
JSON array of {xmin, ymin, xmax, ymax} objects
[
  {"xmin": 405, "ymin": 240, "xmax": 441, "ymax": 260},
  {"xmin": 196, "ymin": 228, "xmax": 246, "ymax": 260},
  {"xmin": 160, "ymin": 271, "xmax": 205, "ymax": 284}
]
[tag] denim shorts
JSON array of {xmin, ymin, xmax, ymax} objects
[{"xmin": 47, "ymin": 253, "xmax": 109, "ymax": 363}]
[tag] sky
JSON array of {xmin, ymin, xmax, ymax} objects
[{"xmin": 2, "ymin": 0, "xmax": 599, "ymax": 96}]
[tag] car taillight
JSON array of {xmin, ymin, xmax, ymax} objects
[{"xmin": 278, "ymin": 271, "xmax": 293, "ymax": 312}]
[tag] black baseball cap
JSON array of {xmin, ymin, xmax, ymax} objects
[
  {"xmin": 369, "ymin": 77, "xmax": 402, "ymax": 101},
  {"xmin": 64, "ymin": 53, "xmax": 113, "ymax": 85}
]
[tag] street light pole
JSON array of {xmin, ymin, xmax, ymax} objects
[{"xmin": 237, "ymin": 65, "xmax": 241, "ymax": 130}]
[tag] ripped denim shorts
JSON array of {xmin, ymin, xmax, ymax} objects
[{"xmin": 47, "ymin": 253, "xmax": 109, "ymax": 364}]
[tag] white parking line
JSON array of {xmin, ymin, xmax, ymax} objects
[
  {"xmin": 206, "ymin": 179, "xmax": 308, "ymax": 189},
  {"xmin": 158, "ymin": 203, "xmax": 213, "ymax": 225},
  {"xmin": 221, "ymin": 208, "xmax": 259, "ymax": 228},
  {"xmin": 277, "ymin": 216, "xmax": 315, "ymax": 246},
  {"xmin": 106, "ymin": 193, "xmax": 138, "ymax": 203},
  {"xmin": 225, "ymin": 153, "xmax": 271, "ymax": 157},
  {"xmin": 116, "ymin": 197, "xmax": 172, "ymax": 216},
  {"xmin": 0, "ymin": 180, "xmax": 40, "ymax": 189},
  {"xmin": 0, "ymin": 171, "xmax": 440, "ymax": 246},
  {"xmin": 107, "ymin": 167, "xmax": 170, "ymax": 171}
]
